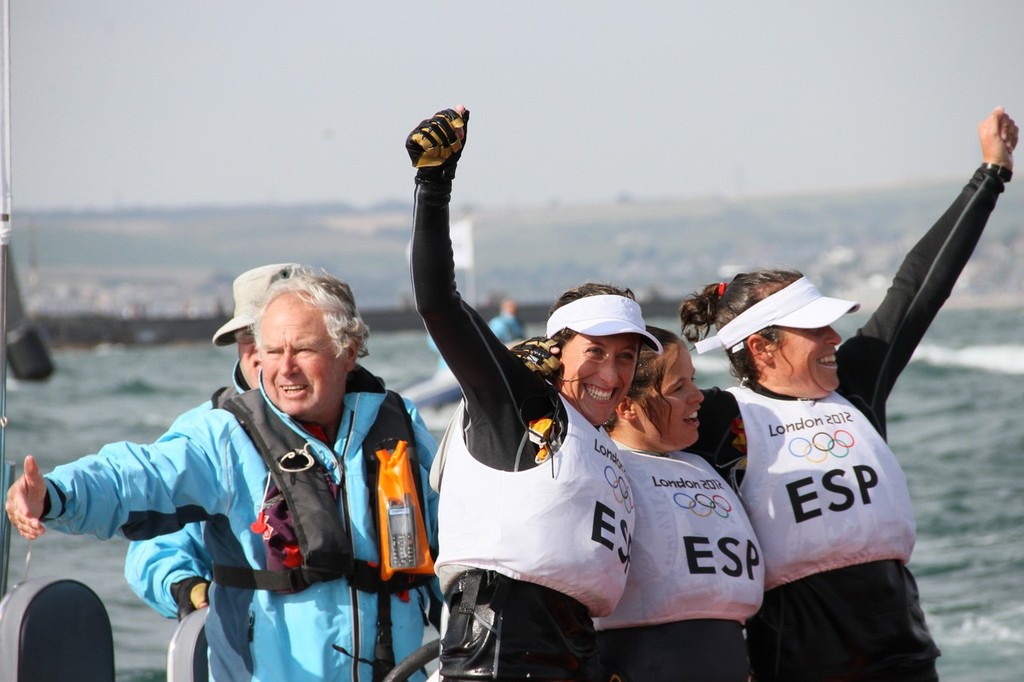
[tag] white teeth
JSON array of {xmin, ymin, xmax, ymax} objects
[{"xmin": 585, "ymin": 385, "xmax": 613, "ymax": 401}]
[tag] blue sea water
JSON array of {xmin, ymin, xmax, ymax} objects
[{"xmin": 1, "ymin": 307, "xmax": 1022, "ymax": 680}]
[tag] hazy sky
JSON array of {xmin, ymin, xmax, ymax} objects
[{"xmin": 10, "ymin": 2, "xmax": 1024, "ymax": 212}]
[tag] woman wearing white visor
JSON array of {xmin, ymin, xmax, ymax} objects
[
  {"xmin": 406, "ymin": 104, "xmax": 661, "ymax": 681},
  {"xmin": 679, "ymin": 106, "xmax": 1017, "ymax": 681},
  {"xmin": 597, "ymin": 326, "xmax": 764, "ymax": 682}
]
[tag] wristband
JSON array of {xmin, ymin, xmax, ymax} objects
[{"xmin": 982, "ymin": 163, "xmax": 1013, "ymax": 183}]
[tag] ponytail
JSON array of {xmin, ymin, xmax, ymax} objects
[
  {"xmin": 679, "ymin": 270, "xmax": 802, "ymax": 386},
  {"xmin": 679, "ymin": 282, "xmax": 727, "ymax": 347}
]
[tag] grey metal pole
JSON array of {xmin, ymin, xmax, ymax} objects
[
  {"xmin": 1, "ymin": 462, "xmax": 12, "ymax": 595},
  {"xmin": 0, "ymin": 0, "xmax": 14, "ymax": 597}
]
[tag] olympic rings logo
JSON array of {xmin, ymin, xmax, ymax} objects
[
  {"xmin": 673, "ymin": 492, "xmax": 733, "ymax": 518},
  {"xmin": 604, "ymin": 465, "xmax": 635, "ymax": 514},
  {"xmin": 788, "ymin": 429, "xmax": 855, "ymax": 463}
]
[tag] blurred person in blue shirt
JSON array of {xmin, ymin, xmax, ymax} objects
[{"xmin": 487, "ymin": 298, "xmax": 525, "ymax": 344}]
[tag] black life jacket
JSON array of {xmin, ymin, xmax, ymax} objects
[
  {"xmin": 210, "ymin": 374, "xmax": 433, "ymax": 596},
  {"xmin": 210, "ymin": 385, "xmax": 235, "ymax": 409}
]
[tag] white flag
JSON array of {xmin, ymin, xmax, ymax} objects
[{"xmin": 449, "ymin": 218, "xmax": 475, "ymax": 270}]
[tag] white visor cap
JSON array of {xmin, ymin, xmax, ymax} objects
[
  {"xmin": 546, "ymin": 295, "xmax": 662, "ymax": 353},
  {"xmin": 693, "ymin": 277, "xmax": 859, "ymax": 354}
]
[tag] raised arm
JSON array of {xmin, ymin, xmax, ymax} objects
[
  {"xmin": 406, "ymin": 105, "xmax": 554, "ymax": 470},
  {"xmin": 839, "ymin": 107, "xmax": 1017, "ymax": 420}
]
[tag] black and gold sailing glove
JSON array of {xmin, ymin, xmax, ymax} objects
[
  {"xmin": 510, "ymin": 336, "xmax": 561, "ymax": 381},
  {"xmin": 406, "ymin": 107, "xmax": 469, "ymax": 183},
  {"xmin": 171, "ymin": 576, "xmax": 210, "ymax": 621}
]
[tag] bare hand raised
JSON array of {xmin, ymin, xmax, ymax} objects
[
  {"xmin": 5, "ymin": 455, "xmax": 49, "ymax": 540},
  {"xmin": 979, "ymin": 106, "xmax": 1017, "ymax": 169}
]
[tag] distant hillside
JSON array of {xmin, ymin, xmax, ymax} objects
[{"xmin": 13, "ymin": 178, "xmax": 1024, "ymax": 320}]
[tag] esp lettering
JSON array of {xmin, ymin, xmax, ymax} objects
[
  {"xmin": 786, "ymin": 464, "xmax": 879, "ymax": 523},
  {"xmin": 592, "ymin": 501, "xmax": 632, "ymax": 572},
  {"xmin": 683, "ymin": 536, "xmax": 760, "ymax": 580}
]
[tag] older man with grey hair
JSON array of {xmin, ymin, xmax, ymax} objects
[
  {"xmin": 6, "ymin": 270, "xmax": 440, "ymax": 682},
  {"xmin": 125, "ymin": 263, "xmax": 311, "ymax": 621}
]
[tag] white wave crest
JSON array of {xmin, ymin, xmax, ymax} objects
[{"xmin": 911, "ymin": 344, "xmax": 1024, "ymax": 375}]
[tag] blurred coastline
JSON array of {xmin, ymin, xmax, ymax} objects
[
  {"xmin": 30, "ymin": 291, "xmax": 1022, "ymax": 349},
  {"xmin": 15, "ymin": 177, "xmax": 1024, "ymax": 347}
]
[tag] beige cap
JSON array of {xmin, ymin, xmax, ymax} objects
[{"xmin": 212, "ymin": 263, "xmax": 303, "ymax": 346}]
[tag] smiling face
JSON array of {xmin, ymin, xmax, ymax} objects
[
  {"xmin": 555, "ymin": 332, "xmax": 641, "ymax": 426},
  {"xmin": 621, "ymin": 342, "xmax": 704, "ymax": 453},
  {"xmin": 258, "ymin": 292, "xmax": 355, "ymax": 436},
  {"xmin": 757, "ymin": 325, "xmax": 842, "ymax": 399}
]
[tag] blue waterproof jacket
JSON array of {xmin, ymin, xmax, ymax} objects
[
  {"xmin": 125, "ymin": 401, "xmax": 215, "ymax": 618},
  {"xmin": 124, "ymin": 365, "xmax": 243, "ymax": 619},
  {"xmin": 44, "ymin": 367, "xmax": 439, "ymax": 682}
]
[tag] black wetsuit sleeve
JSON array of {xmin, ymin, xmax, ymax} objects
[
  {"xmin": 689, "ymin": 167, "xmax": 1006, "ymax": 486},
  {"xmin": 837, "ymin": 166, "xmax": 1005, "ymax": 437},
  {"xmin": 410, "ymin": 180, "xmax": 554, "ymax": 471}
]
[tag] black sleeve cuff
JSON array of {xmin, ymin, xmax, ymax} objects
[
  {"xmin": 40, "ymin": 484, "xmax": 66, "ymax": 519},
  {"xmin": 981, "ymin": 162, "xmax": 1012, "ymax": 183}
]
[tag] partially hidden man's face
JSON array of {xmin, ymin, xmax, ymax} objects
[
  {"xmin": 258, "ymin": 292, "xmax": 354, "ymax": 430},
  {"xmin": 236, "ymin": 331, "xmax": 260, "ymax": 389}
]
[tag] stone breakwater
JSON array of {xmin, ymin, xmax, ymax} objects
[{"xmin": 32, "ymin": 299, "xmax": 689, "ymax": 348}]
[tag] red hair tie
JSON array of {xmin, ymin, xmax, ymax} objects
[{"xmin": 716, "ymin": 282, "xmax": 728, "ymax": 297}]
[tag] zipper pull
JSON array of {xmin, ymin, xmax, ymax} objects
[{"xmin": 250, "ymin": 510, "xmax": 268, "ymax": 535}]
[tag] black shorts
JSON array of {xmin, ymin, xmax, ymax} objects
[{"xmin": 597, "ymin": 619, "xmax": 749, "ymax": 682}]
